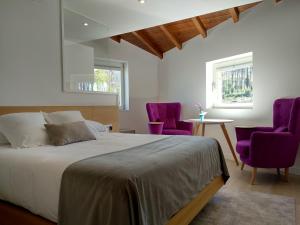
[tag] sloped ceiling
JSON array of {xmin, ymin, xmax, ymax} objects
[
  {"xmin": 110, "ymin": 2, "xmax": 262, "ymax": 59},
  {"xmin": 63, "ymin": 0, "xmax": 262, "ymax": 39}
]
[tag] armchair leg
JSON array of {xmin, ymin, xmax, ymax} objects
[
  {"xmin": 277, "ymin": 168, "xmax": 280, "ymax": 176},
  {"xmin": 284, "ymin": 168, "xmax": 289, "ymax": 182},
  {"xmin": 241, "ymin": 163, "xmax": 245, "ymax": 171},
  {"xmin": 251, "ymin": 168, "xmax": 257, "ymax": 185}
]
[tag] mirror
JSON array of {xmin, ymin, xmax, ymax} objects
[{"xmin": 61, "ymin": 0, "xmax": 128, "ymax": 109}]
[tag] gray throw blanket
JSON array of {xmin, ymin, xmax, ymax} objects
[{"xmin": 58, "ymin": 136, "xmax": 229, "ymax": 225}]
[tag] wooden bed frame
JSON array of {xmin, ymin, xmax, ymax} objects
[{"xmin": 0, "ymin": 106, "xmax": 224, "ymax": 225}]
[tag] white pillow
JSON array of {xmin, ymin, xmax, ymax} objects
[
  {"xmin": 0, "ymin": 132, "xmax": 9, "ymax": 144},
  {"xmin": 0, "ymin": 112, "xmax": 49, "ymax": 148},
  {"xmin": 85, "ymin": 120, "xmax": 107, "ymax": 132},
  {"xmin": 43, "ymin": 111, "xmax": 85, "ymax": 124},
  {"xmin": 85, "ymin": 120, "xmax": 108, "ymax": 139}
]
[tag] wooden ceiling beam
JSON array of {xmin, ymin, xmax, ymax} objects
[
  {"xmin": 191, "ymin": 17, "xmax": 207, "ymax": 38},
  {"xmin": 159, "ymin": 25, "xmax": 182, "ymax": 50},
  {"xmin": 111, "ymin": 35, "xmax": 121, "ymax": 43},
  {"xmin": 229, "ymin": 7, "xmax": 239, "ymax": 23},
  {"xmin": 111, "ymin": 2, "xmax": 260, "ymax": 56},
  {"xmin": 132, "ymin": 31, "xmax": 163, "ymax": 59}
]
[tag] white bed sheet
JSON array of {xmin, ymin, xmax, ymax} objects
[{"xmin": 0, "ymin": 133, "xmax": 166, "ymax": 222}]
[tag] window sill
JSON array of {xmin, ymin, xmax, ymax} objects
[
  {"xmin": 64, "ymin": 90, "xmax": 119, "ymax": 96},
  {"xmin": 212, "ymin": 104, "xmax": 253, "ymax": 109}
]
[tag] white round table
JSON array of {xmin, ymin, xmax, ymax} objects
[{"xmin": 186, "ymin": 118, "xmax": 238, "ymax": 166}]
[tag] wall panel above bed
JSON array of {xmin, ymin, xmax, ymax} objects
[{"xmin": 0, "ymin": 106, "xmax": 119, "ymax": 132}]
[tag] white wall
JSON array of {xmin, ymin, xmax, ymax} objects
[
  {"xmin": 158, "ymin": 0, "xmax": 300, "ymax": 173},
  {"xmin": 84, "ymin": 39, "xmax": 159, "ymax": 133}
]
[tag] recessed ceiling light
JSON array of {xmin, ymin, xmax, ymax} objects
[
  {"xmin": 138, "ymin": 0, "xmax": 145, "ymax": 4},
  {"xmin": 83, "ymin": 22, "xmax": 89, "ymax": 26}
]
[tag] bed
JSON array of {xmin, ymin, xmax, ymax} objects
[{"xmin": 0, "ymin": 106, "xmax": 229, "ymax": 225}]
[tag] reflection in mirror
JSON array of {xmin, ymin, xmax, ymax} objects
[{"xmin": 62, "ymin": 2, "xmax": 129, "ymax": 110}]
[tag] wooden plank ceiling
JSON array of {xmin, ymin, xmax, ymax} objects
[{"xmin": 110, "ymin": 1, "xmax": 280, "ymax": 59}]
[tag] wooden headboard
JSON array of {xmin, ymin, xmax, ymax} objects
[{"xmin": 0, "ymin": 106, "xmax": 119, "ymax": 132}]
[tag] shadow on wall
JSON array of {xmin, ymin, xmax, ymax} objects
[{"xmin": 119, "ymin": 97, "xmax": 158, "ymax": 134}]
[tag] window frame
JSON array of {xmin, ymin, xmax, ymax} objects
[
  {"xmin": 206, "ymin": 52, "xmax": 253, "ymax": 109},
  {"xmin": 94, "ymin": 60, "xmax": 129, "ymax": 111}
]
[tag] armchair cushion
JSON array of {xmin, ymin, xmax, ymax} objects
[
  {"xmin": 176, "ymin": 121, "xmax": 193, "ymax": 132},
  {"xmin": 162, "ymin": 118, "xmax": 176, "ymax": 129},
  {"xmin": 162, "ymin": 129, "xmax": 192, "ymax": 135}
]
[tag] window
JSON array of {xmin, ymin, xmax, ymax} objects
[
  {"xmin": 93, "ymin": 60, "xmax": 128, "ymax": 110},
  {"xmin": 93, "ymin": 65, "xmax": 125, "ymax": 109},
  {"xmin": 206, "ymin": 52, "xmax": 253, "ymax": 108},
  {"xmin": 74, "ymin": 59, "xmax": 128, "ymax": 110}
]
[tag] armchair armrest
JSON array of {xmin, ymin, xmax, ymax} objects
[
  {"xmin": 250, "ymin": 132, "xmax": 299, "ymax": 167},
  {"xmin": 235, "ymin": 126, "xmax": 274, "ymax": 141},
  {"xmin": 148, "ymin": 122, "xmax": 164, "ymax": 134},
  {"xmin": 176, "ymin": 121, "xmax": 193, "ymax": 132}
]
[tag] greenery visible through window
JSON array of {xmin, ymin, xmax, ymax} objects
[
  {"xmin": 93, "ymin": 64, "xmax": 126, "ymax": 110},
  {"xmin": 94, "ymin": 68, "xmax": 121, "ymax": 94},
  {"xmin": 218, "ymin": 63, "xmax": 253, "ymax": 104},
  {"xmin": 206, "ymin": 52, "xmax": 253, "ymax": 108}
]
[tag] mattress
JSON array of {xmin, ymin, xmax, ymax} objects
[{"xmin": 0, "ymin": 133, "xmax": 166, "ymax": 222}]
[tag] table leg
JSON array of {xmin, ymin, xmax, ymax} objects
[
  {"xmin": 201, "ymin": 124, "xmax": 206, "ymax": 136},
  {"xmin": 194, "ymin": 123, "xmax": 201, "ymax": 136},
  {"xmin": 220, "ymin": 123, "xmax": 239, "ymax": 166},
  {"xmin": 192, "ymin": 124, "xmax": 196, "ymax": 135}
]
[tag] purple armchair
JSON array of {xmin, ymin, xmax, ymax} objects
[
  {"xmin": 236, "ymin": 98, "xmax": 300, "ymax": 184},
  {"xmin": 146, "ymin": 102, "xmax": 193, "ymax": 135}
]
